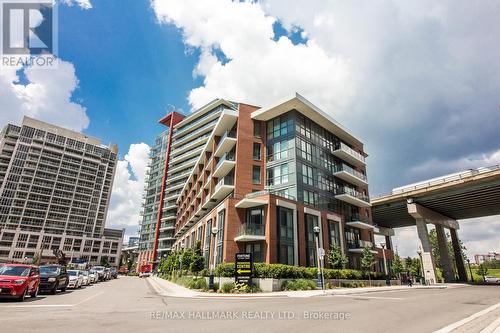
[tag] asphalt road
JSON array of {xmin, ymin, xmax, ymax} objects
[{"xmin": 0, "ymin": 276, "xmax": 499, "ymax": 333}]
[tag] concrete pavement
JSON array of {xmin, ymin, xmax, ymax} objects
[{"xmin": 0, "ymin": 276, "xmax": 499, "ymax": 333}]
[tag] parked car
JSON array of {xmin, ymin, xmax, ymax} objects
[
  {"xmin": 104, "ymin": 268, "xmax": 111, "ymax": 281},
  {"xmin": 67, "ymin": 270, "xmax": 83, "ymax": 289},
  {"xmin": 0, "ymin": 264, "xmax": 40, "ymax": 301},
  {"xmin": 92, "ymin": 266, "xmax": 106, "ymax": 282},
  {"xmin": 110, "ymin": 267, "xmax": 118, "ymax": 279},
  {"xmin": 81, "ymin": 270, "xmax": 91, "ymax": 286},
  {"xmin": 485, "ymin": 276, "xmax": 500, "ymax": 283},
  {"xmin": 89, "ymin": 269, "xmax": 98, "ymax": 284},
  {"xmin": 39, "ymin": 264, "xmax": 69, "ymax": 294}
]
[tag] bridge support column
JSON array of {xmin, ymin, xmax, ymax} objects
[
  {"xmin": 415, "ymin": 218, "xmax": 437, "ymax": 284},
  {"xmin": 450, "ymin": 228, "xmax": 468, "ymax": 282},
  {"xmin": 435, "ymin": 224, "xmax": 454, "ymax": 283}
]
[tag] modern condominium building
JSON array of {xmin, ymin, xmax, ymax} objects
[
  {"xmin": 0, "ymin": 117, "xmax": 123, "ymax": 265},
  {"xmin": 140, "ymin": 93, "xmax": 394, "ymax": 272}
]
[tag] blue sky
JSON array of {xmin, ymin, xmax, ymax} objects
[
  {"xmin": 58, "ymin": 0, "xmax": 198, "ymax": 155},
  {"xmin": 1, "ymin": 0, "xmax": 499, "ymax": 257}
]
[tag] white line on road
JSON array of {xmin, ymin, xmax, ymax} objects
[
  {"xmin": 480, "ymin": 317, "xmax": 500, "ymax": 333},
  {"xmin": 0, "ymin": 291, "xmax": 104, "ymax": 309},
  {"xmin": 433, "ymin": 301, "xmax": 500, "ymax": 333}
]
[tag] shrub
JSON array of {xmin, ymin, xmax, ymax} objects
[
  {"xmin": 281, "ymin": 279, "xmax": 317, "ymax": 291},
  {"xmin": 214, "ymin": 263, "xmax": 386, "ymax": 281},
  {"xmin": 221, "ymin": 282, "xmax": 235, "ymax": 293},
  {"xmin": 340, "ymin": 281, "xmax": 365, "ymax": 288}
]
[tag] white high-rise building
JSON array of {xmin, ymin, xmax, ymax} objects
[{"xmin": 0, "ymin": 117, "xmax": 123, "ymax": 265}]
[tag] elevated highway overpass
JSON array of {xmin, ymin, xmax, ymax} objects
[{"xmin": 371, "ymin": 164, "xmax": 500, "ymax": 284}]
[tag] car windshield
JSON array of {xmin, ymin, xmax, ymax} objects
[
  {"xmin": 0, "ymin": 266, "xmax": 30, "ymax": 277},
  {"xmin": 40, "ymin": 266, "xmax": 60, "ymax": 274},
  {"xmin": 68, "ymin": 270, "xmax": 77, "ymax": 276},
  {"xmin": 82, "ymin": 271, "xmax": 89, "ymax": 276},
  {"xmin": 93, "ymin": 267, "xmax": 104, "ymax": 271}
]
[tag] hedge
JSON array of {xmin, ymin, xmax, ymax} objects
[{"xmin": 214, "ymin": 263, "xmax": 385, "ymax": 280}]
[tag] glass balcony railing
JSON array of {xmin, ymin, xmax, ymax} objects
[
  {"xmin": 347, "ymin": 240, "xmax": 374, "ymax": 249},
  {"xmin": 237, "ymin": 223, "xmax": 265, "ymax": 237},
  {"xmin": 333, "ymin": 142, "xmax": 366, "ymax": 164},
  {"xmin": 215, "ymin": 151, "xmax": 235, "ymax": 170},
  {"xmin": 338, "ymin": 186, "xmax": 370, "ymax": 203},
  {"xmin": 335, "ymin": 164, "xmax": 367, "ymax": 182},
  {"xmin": 215, "ymin": 174, "xmax": 234, "ymax": 189}
]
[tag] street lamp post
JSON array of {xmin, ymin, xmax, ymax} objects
[
  {"xmin": 417, "ymin": 249, "xmax": 424, "ymax": 285},
  {"xmin": 179, "ymin": 241, "xmax": 185, "ymax": 276},
  {"xmin": 466, "ymin": 258, "xmax": 473, "ymax": 283},
  {"xmin": 313, "ymin": 226, "xmax": 324, "ymax": 291},
  {"xmin": 208, "ymin": 227, "xmax": 218, "ymax": 291},
  {"xmin": 381, "ymin": 243, "xmax": 390, "ymax": 286}
]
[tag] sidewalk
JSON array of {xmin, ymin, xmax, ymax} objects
[{"xmin": 147, "ymin": 276, "xmax": 462, "ymax": 299}]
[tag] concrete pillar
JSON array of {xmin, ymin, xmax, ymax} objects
[
  {"xmin": 415, "ymin": 219, "xmax": 437, "ymax": 284},
  {"xmin": 435, "ymin": 224, "xmax": 454, "ymax": 283},
  {"xmin": 450, "ymin": 228, "xmax": 468, "ymax": 282}
]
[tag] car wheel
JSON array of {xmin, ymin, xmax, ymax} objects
[
  {"xmin": 78, "ymin": 281, "xmax": 82, "ymax": 289},
  {"xmin": 51, "ymin": 282, "xmax": 58, "ymax": 295},
  {"xmin": 30, "ymin": 285, "xmax": 39, "ymax": 298},
  {"xmin": 18, "ymin": 287, "xmax": 27, "ymax": 302}
]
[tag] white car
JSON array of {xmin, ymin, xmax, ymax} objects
[
  {"xmin": 67, "ymin": 270, "xmax": 83, "ymax": 289},
  {"xmin": 485, "ymin": 276, "xmax": 500, "ymax": 283},
  {"xmin": 89, "ymin": 270, "xmax": 98, "ymax": 283},
  {"xmin": 81, "ymin": 270, "xmax": 91, "ymax": 286}
]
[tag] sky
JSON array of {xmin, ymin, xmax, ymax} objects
[{"xmin": 1, "ymin": 0, "xmax": 499, "ymax": 259}]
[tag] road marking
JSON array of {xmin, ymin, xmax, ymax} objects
[
  {"xmin": 433, "ymin": 301, "xmax": 500, "ymax": 333},
  {"xmin": 333, "ymin": 294, "xmax": 403, "ymax": 300},
  {"xmin": 0, "ymin": 291, "xmax": 104, "ymax": 309},
  {"xmin": 480, "ymin": 317, "xmax": 500, "ymax": 333}
]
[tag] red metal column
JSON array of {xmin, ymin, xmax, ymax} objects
[{"xmin": 151, "ymin": 112, "xmax": 184, "ymax": 263}]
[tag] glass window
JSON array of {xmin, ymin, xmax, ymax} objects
[
  {"xmin": 252, "ymin": 166, "xmax": 261, "ymax": 184},
  {"xmin": 267, "ymin": 163, "xmax": 288, "ymax": 186},
  {"xmin": 246, "ymin": 208, "xmax": 264, "ymax": 235},
  {"xmin": 216, "ymin": 210, "xmax": 225, "ymax": 265},
  {"xmin": 305, "ymin": 214, "xmax": 319, "ymax": 267},
  {"xmin": 253, "ymin": 121, "xmax": 261, "ymax": 137},
  {"xmin": 277, "ymin": 207, "xmax": 294, "ymax": 265},
  {"xmin": 253, "ymin": 143, "xmax": 261, "ymax": 160},
  {"xmin": 245, "ymin": 243, "xmax": 263, "ymax": 262},
  {"xmin": 328, "ymin": 220, "xmax": 341, "ymax": 247}
]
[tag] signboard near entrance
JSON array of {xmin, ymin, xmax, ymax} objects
[{"xmin": 235, "ymin": 253, "xmax": 253, "ymax": 285}]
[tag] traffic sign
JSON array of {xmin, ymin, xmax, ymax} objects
[{"xmin": 235, "ymin": 253, "xmax": 253, "ymax": 286}]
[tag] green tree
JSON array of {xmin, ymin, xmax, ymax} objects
[
  {"xmin": 189, "ymin": 241, "xmax": 205, "ymax": 277},
  {"xmin": 476, "ymin": 264, "xmax": 488, "ymax": 282},
  {"xmin": 326, "ymin": 244, "xmax": 348, "ymax": 269},
  {"xmin": 361, "ymin": 247, "xmax": 375, "ymax": 286},
  {"xmin": 391, "ymin": 253, "xmax": 404, "ymax": 280},
  {"xmin": 100, "ymin": 256, "xmax": 110, "ymax": 268}
]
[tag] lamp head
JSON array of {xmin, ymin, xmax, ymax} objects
[{"xmin": 313, "ymin": 226, "xmax": 320, "ymax": 235}]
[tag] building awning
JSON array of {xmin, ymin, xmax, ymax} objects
[
  {"xmin": 346, "ymin": 221, "xmax": 378, "ymax": 231},
  {"xmin": 235, "ymin": 198, "xmax": 269, "ymax": 209}
]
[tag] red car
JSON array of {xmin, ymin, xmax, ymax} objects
[{"xmin": 0, "ymin": 264, "xmax": 40, "ymax": 301}]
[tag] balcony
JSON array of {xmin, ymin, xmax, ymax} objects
[
  {"xmin": 213, "ymin": 151, "xmax": 236, "ymax": 178},
  {"xmin": 347, "ymin": 240, "xmax": 378, "ymax": 254},
  {"xmin": 332, "ymin": 142, "xmax": 366, "ymax": 167},
  {"xmin": 214, "ymin": 130, "xmax": 237, "ymax": 157},
  {"xmin": 333, "ymin": 164, "xmax": 368, "ymax": 187},
  {"xmin": 345, "ymin": 216, "xmax": 378, "ymax": 231},
  {"xmin": 234, "ymin": 223, "xmax": 266, "ymax": 242},
  {"xmin": 335, "ymin": 186, "xmax": 371, "ymax": 207},
  {"xmin": 212, "ymin": 174, "xmax": 234, "ymax": 200}
]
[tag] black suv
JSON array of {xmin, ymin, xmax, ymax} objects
[{"xmin": 39, "ymin": 265, "xmax": 69, "ymax": 294}]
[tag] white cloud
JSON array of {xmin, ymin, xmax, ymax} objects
[
  {"xmin": 60, "ymin": 0, "xmax": 92, "ymax": 10},
  {"xmin": 151, "ymin": 0, "xmax": 354, "ymax": 112},
  {"xmin": 409, "ymin": 149, "xmax": 500, "ymax": 179},
  {"xmin": 107, "ymin": 143, "xmax": 151, "ymax": 235},
  {"xmin": 0, "ymin": 60, "xmax": 89, "ymax": 131}
]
